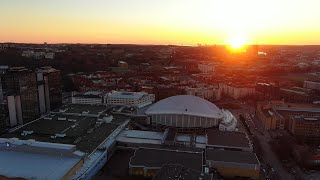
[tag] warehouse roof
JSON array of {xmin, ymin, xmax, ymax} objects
[
  {"xmin": 107, "ymin": 91, "xmax": 149, "ymax": 100},
  {"xmin": 206, "ymin": 130, "xmax": 251, "ymax": 149},
  {"xmin": 130, "ymin": 147, "xmax": 203, "ymax": 171},
  {"xmin": 0, "ymin": 139, "xmax": 83, "ymax": 180},
  {"xmin": 206, "ymin": 149, "xmax": 259, "ymax": 165},
  {"xmin": 153, "ymin": 164, "xmax": 213, "ymax": 180},
  {"xmin": 145, "ymin": 95, "xmax": 223, "ymax": 118}
]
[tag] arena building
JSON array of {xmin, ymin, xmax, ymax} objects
[{"xmin": 145, "ymin": 95, "xmax": 237, "ymax": 131}]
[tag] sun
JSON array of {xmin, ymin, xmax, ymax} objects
[{"xmin": 227, "ymin": 35, "xmax": 248, "ymax": 50}]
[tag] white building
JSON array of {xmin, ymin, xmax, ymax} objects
[
  {"xmin": 198, "ymin": 63, "xmax": 215, "ymax": 73},
  {"xmin": 219, "ymin": 110, "xmax": 238, "ymax": 131},
  {"xmin": 71, "ymin": 91, "xmax": 104, "ymax": 105},
  {"xmin": 106, "ymin": 91, "xmax": 155, "ymax": 108},
  {"xmin": 21, "ymin": 50, "xmax": 34, "ymax": 58},
  {"xmin": 185, "ymin": 85, "xmax": 222, "ymax": 101},
  {"xmin": 145, "ymin": 95, "xmax": 238, "ymax": 130},
  {"xmin": 221, "ymin": 84, "xmax": 255, "ymax": 100}
]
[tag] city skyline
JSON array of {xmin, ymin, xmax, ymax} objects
[{"xmin": 1, "ymin": 0, "xmax": 320, "ymax": 45}]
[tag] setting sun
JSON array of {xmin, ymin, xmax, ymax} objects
[{"xmin": 228, "ymin": 35, "xmax": 248, "ymax": 49}]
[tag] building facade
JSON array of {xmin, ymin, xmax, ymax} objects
[
  {"xmin": 185, "ymin": 85, "xmax": 222, "ymax": 101},
  {"xmin": 198, "ymin": 63, "xmax": 215, "ymax": 73},
  {"xmin": 5, "ymin": 67, "xmax": 39, "ymax": 126},
  {"xmin": 222, "ymin": 84, "xmax": 255, "ymax": 100},
  {"xmin": 106, "ymin": 91, "xmax": 155, "ymax": 108},
  {"xmin": 71, "ymin": 91, "xmax": 104, "ymax": 104},
  {"xmin": 37, "ymin": 67, "xmax": 62, "ymax": 114}
]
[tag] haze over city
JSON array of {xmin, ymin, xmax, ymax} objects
[
  {"xmin": 2, "ymin": 0, "xmax": 320, "ymax": 45},
  {"xmin": 1, "ymin": 1, "xmax": 320, "ymax": 180}
]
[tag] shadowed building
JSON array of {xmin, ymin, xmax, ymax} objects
[
  {"xmin": 5, "ymin": 67, "xmax": 39, "ymax": 126},
  {"xmin": 36, "ymin": 66, "xmax": 62, "ymax": 114}
]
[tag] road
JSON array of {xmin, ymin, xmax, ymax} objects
[{"xmin": 229, "ymin": 101, "xmax": 294, "ymax": 180}]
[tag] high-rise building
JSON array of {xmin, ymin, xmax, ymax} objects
[
  {"xmin": 36, "ymin": 66, "xmax": 62, "ymax": 114},
  {"xmin": 5, "ymin": 67, "xmax": 39, "ymax": 126},
  {"xmin": 0, "ymin": 65, "xmax": 9, "ymax": 104}
]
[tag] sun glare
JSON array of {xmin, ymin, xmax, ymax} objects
[{"xmin": 228, "ymin": 35, "xmax": 248, "ymax": 50}]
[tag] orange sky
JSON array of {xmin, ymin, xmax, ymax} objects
[{"xmin": 1, "ymin": 0, "xmax": 320, "ymax": 45}]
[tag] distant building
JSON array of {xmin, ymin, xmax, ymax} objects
[
  {"xmin": 106, "ymin": 91, "xmax": 155, "ymax": 108},
  {"xmin": 256, "ymin": 101, "xmax": 320, "ymax": 144},
  {"xmin": 72, "ymin": 91, "xmax": 104, "ymax": 104},
  {"xmin": 289, "ymin": 116, "xmax": 320, "ymax": 143},
  {"xmin": 304, "ymin": 81, "xmax": 320, "ymax": 91},
  {"xmin": 118, "ymin": 61, "xmax": 128, "ymax": 68},
  {"xmin": 198, "ymin": 63, "xmax": 215, "ymax": 73},
  {"xmin": 5, "ymin": 67, "xmax": 39, "ymax": 126},
  {"xmin": 21, "ymin": 50, "xmax": 34, "ymax": 58},
  {"xmin": 36, "ymin": 66, "xmax": 62, "ymax": 114},
  {"xmin": 221, "ymin": 84, "xmax": 255, "ymax": 100},
  {"xmin": 280, "ymin": 88, "xmax": 314, "ymax": 103},
  {"xmin": 255, "ymin": 83, "xmax": 280, "ymax": 100},
  {"xmin": 45, "ymin": 52, "xmax": 55, "ymax": 59},
  {"xmin": 185, "ymin": 85, "xmax": 222, "ymax": 101}
]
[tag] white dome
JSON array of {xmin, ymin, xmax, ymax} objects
[{"xmin": 145, "ymin": 95, "xmax": 223, "ymax": 119}]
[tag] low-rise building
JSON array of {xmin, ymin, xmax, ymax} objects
[
  {"xmin": 106, "ymin": 91, "xmax": 155, "ymax": 108},
  {"xmin": 206, "ymin": 149, "xmax": 260, "ymax": 180},
  {"xmin": 185, "ymin": 85, "xmax": 222, "ymax": 101},
  {"xmin": 304, "ymin": 81, "xmax": 320, "ymax": 91},
  {"xmin": 198, "ymin": 63, "xmax": 215, "ymax": 73},
  {"xmin": 72, "ymin": 91, "xmax": 104, "ymax": 104},
  {"xmin": 206, "ymin": 130, "xmax": 252, "ymax": 152},
  {"xmin": 288, "ymin": 115, "xmax": 320, "ymax": 143},
  {"xmin": 129, "ymin": 147, "xmax": 203, "ymax": 178},
  {"xmin": 221, "ymin": 84, "xmax": 255, "ymax": 100},
  {"xmin": 256, "ymin": 102, "xmax": 320, "ymax": 144}
]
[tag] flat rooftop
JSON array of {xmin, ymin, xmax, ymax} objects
[
  {"xmin": 273, "ymin": 107, "xmax": 320, "ymax": 113},
  {"xmin": 51, "ymin": 104, "xmax": 110, "ymax": 115},
  {"xmin": 153, "ymin": 164, "xmax": 213, "ymax": 180},
  {"xmin": 206, "ymin": 149, "xmax": 259, "ymax": 165},
  {"xmin": 129, "ymin": 147, "xmax": 203, "ymax": 171},
  {"xmin": 0, "ymin": 140, "xmax": 83, "ymax": 180},
  {"xmin": 1, "ymin": 113, "xmax": 128, "ymax": 154},
  {"xmin": 108, "ymin": 91, "xmax": 148, "ymax": 100},
  {"xmin": 206, "ymin": 130, "xmax": 251, "ymax": 149}
]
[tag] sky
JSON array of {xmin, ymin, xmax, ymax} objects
[{"xmin": 1, "ymin": 0, "xmax": 320, "ymax": 45}]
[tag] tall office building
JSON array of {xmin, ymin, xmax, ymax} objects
[
  {"xmin": 5, "ymin": 67, "xmax": 39, "ymax": 127},
  {"xmin": 0, "ymin": 65, "xmax": 9, "ymax": 104},
  {"xmin": 36, "ymin": 66, "xmax": 62, "ymax": 114}
]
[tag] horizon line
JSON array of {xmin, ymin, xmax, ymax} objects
[{"xmin": 1, "ymin": 42, "xmax": 320, "ymax": 47}]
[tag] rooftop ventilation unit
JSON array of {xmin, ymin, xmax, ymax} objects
[
  {"xmin": 82, "ymin": 110, "xmax": 90, "ymax": 114},
  {"xmin": 68, "ymin": 119, "xmax": 77, "ymax": 122},
  {"xmin": 59, "ymin": 108, "xmax": 68, "ymax": 113},
  {"xmin": 21, "ymin": 130, "xmax": 34, "ymax": 136},
  {"xmin": 57, "ymin": 117, "xmax": 67, "ymax": 121}
]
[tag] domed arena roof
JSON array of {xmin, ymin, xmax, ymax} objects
[{"xmin": 145, "ymin": 95, "xmax": 223, "ymax": 119}]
